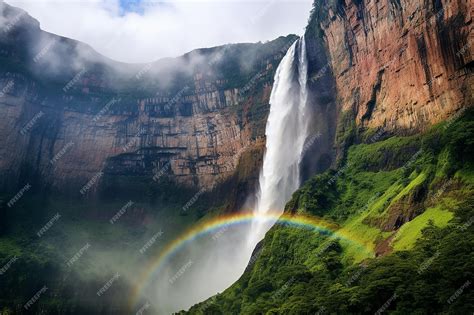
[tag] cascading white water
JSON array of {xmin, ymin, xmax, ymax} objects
[{"xmin": 249, "ymin": 36, "xmax": 311, "ymax": 244}]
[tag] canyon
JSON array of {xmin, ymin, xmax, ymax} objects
[{"xmin": 0, "ymin": 0, "xmax": 472, "ymax": 314}]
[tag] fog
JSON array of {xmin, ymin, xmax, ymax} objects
[{"xmin": 6, "ymin": 0, "xmax": 313, "ymax": 63}]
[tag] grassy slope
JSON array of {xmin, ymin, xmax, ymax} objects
[
  {"xmin": 392, "ymin": 205, "xmax": 453, "ymax": 251},
  {"xmin": 184, "ymin": 109, "xmax": 474, "ymax": 314}
]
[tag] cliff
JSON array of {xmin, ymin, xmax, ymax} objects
[
  {"xmin": 306, "ymin": 0, "xmax": 472, "ymax": 152},
  {"xmin": 0, "ymin": 3, "xmax": 296, "ymax": 202}
]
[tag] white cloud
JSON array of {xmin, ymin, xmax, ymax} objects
[{"xmin": 6, "ymin": 0, "xmax": 313, "ymax": 63}]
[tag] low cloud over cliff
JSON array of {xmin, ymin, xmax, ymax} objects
[{"xmin": 6, "ymin": 0, "xmax": 312, "ymax": 63}]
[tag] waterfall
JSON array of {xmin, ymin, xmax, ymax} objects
[{"xmin": 249, "ymin": 36, "xmax": 311, "ymax": 244}]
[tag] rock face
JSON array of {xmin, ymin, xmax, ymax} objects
[
  {"xmin": 1, "ymin": 0, "xmax": 472, "ymax": 203},
  {"xmin": 0, "ymin": 3, "xmax": 295, "ymax": 199},
  {"xmin": 306, "ymin": 0, "xmax": 473, "ymax": 135}
]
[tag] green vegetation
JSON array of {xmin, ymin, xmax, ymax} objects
[
  {"xmin": 392, "ymin": 205, "xmax": 453, "ymax": 251},
  {"xmin": 185, "ymin": 109, "xmax": 474, "ymax": 314},
  {"xmin": 306, "ymin": 0, "xmax": 346, "ymax": 38}
]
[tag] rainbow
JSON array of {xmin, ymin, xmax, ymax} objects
[{"xmin": 129, "ymin": 211, "xmax": 373, "ymax": 309}]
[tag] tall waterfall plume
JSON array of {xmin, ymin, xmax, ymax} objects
[{"xmin": 249, "ymin": 36, "xmax": 311, "ymax": 243}]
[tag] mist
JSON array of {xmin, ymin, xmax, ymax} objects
[{"xmin": 6, "ymin": 0, "xmax": 313, "ymax": 63}]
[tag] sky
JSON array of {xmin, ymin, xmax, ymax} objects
[{"xmin": 6, "ymin": 0, "xmax": 313, "ymax": 63}]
